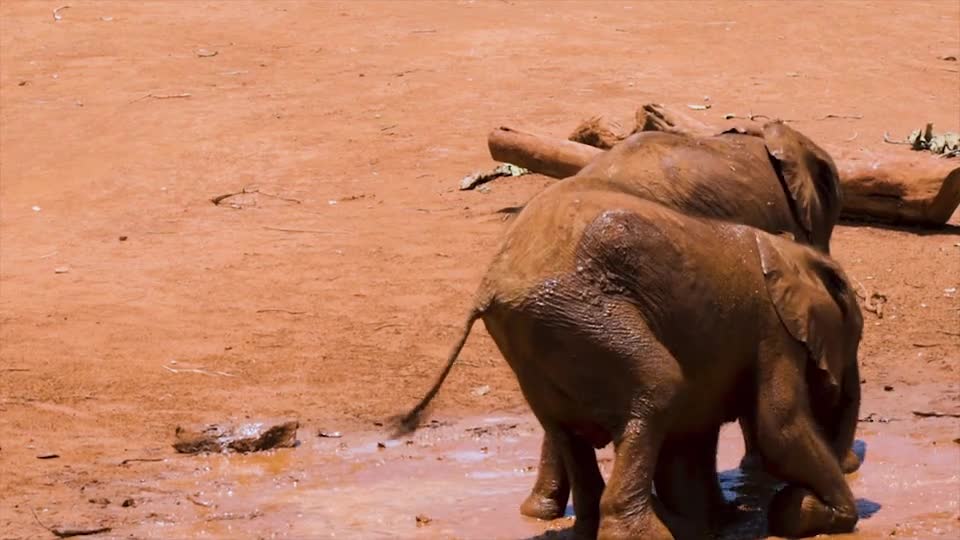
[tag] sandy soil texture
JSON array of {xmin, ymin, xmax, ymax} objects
[{"xmin": 1, "ymin": 2, "xmax": 958, "ymax": 539}]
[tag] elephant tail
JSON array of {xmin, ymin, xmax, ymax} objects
[{"xmin": 389, "ymin": 304, "xmax": 487, "ymax": 437}]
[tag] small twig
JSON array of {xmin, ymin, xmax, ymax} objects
[
  {"xmin": 119, "ymin": 457, "xmax": 164, "ymax": 466},
  {"xmin": 210, "ymin": 190, "xmax": 246, "ymax": 205},
  {"xmin": 858, "ymin": 413, "xmax": 895, "ymax": 423},
  {"xmin": 912, "ymin": 410, "xmax": 960, "ymax": 419},
  {"xmin": 410, "ymin": 29, "xmax": 436, "ymax": 34},
  {"xmin": 256, "ymin": 308, "xmax": 307, "ymax": 315},
  {"xmin": 187, "ymin": 495, "xmax": 213, "ymax": 508},
  {"xmin": 263, "ymin": 226, "xmax": 346, "ymax": 234},
  {"xmin": 912, "ymin": 342, "xmax": 941, "ymax": 348},
  {"xmin": 380, "ymin": 124, "xmax": 398, "ymax": 131},
  {"xmin": 39, "ymin": 250, "xmax": 58, "ymax": 259},
  {"xmin": 844, "ymin": 131, "xmax": 859, "ymax": 142},
  {"xmin": 129, "ymin": 93, "xmax": 192, "ymax": 104},
  {"xmin": 162, "ymin": 365, "xmax": 236, "ymax": 377},
  {"xmin": 722, "ymin": 113, "xmax": 774, "ymax": 121},
  {"xmin": 939, "ymin": 330, "xmax": 960, "ymax": 337},
  {"xmin": 211, "ymin": 186, "xmax": 300, "ymax": 206},
  {"xmin": 852, "ymin": 278, "xmax": 887, "ymax": 318},
  {"xmin": 52, "ymin": 5, "xmax": 70, "ymax": 21},
  {"xmin": 818, "ymin": 114, "xmax": 863, "ymax": 120},
  {"xmin": 31, "ymin": 508, "xmax": 111, "ymax": 538},
  {"xmin": 883, "ymin": 132, "xmax": 910, "ymax": 145},
  {"xmin": 0, "ymin": 367, "xmax": 30, "ymax": 372},
  {"xmin": 373, "ymin": 323, "xmax": 403, "ymax": 331},
  {"xmin": 207, "ymin": 510, "xmax": 263, "ymax": 521},
  {"xmin": 257, "ymin": 191, "xmax": 302, "ymax": 204}
]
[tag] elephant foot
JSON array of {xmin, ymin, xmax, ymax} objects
[
  {"xmin": 738, "ymin": 451, "xmax": 765, "ymax": 471},
  {"xmin": 520, "ymin": 491, "xmax": 568, "ymax": 520},
  {"xmin": 572, "ymin": 515, "xmax": 599, "ymax": 540},
  {"xmin": 708, "ymin": 499, "xmax": 738, "ymax": 530},
  {"xmin": 652, "ymin": 495, "xmax": 711, "ymax": 540},
  {"xmin": 597, "ymin": 512, "xmax": 674, "ymax": 540},
  {"xmin": 768, "ymin": 485, "xmax": 857, "ymax": 537},
  {"xmin": 841, "ymin": 448, "xmax": 861, "ymax": 474}
]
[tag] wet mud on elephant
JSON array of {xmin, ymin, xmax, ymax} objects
[
  {"xmin": 397, "ymin": 186, "xmax": 863, "ymax": 539},
  {"xmin": 504, "ymin": 121, "xmax": 859, "ymax": 522}
]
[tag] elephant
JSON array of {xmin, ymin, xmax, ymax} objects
[
  {"xmin": 397, "ymin": 185, "xmax": 863, "ymax": 539},
  {"xmin": 565, "ymin": 121, "xmax": 842, "ymax": 254},
  {"xmin": 512, "ymin": 121, "xmax": 858, "ymax": 521}
]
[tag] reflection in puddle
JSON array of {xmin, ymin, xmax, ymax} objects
[{"xmin": 123, "ymin": 417, "xmax": 958, "ymax": 539}]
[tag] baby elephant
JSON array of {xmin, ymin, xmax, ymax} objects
[{"xmin": 399, "ymin": 184, "xmax": 862, "ymax": 539}]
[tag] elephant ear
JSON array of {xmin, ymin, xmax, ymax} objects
[
  {"xmin": 756, "ymin": 233, "xmax": 845, "ymax": 394},
  {"xmin": 762, "ymin": 122, "xmax": 842, "ymax": 243}
]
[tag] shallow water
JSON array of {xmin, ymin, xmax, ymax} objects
[{"xmin": 124, "ymin": 415, "xmax": 959, "ymax": 539}]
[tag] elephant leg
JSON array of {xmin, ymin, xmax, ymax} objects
[
  {"xmin": 755, "ymin": 364, "xmax": 858, "ymax": 536},
  {"xmin": 840, "ymin": 447, "xmax": 861, "ymax": 474},
  {"xmin": 549, "ymin": 428, "xmax": 604, "ymax": 539},
  {"xmin": 742, "ymin": 415, "xmax": 861, "ymax": 474},
  {"xmin": 597, "ymin": 419, "xmax": 673, "ymax": 540},
  {"xmin": 654, "ymin": 427, "xmax": 732, "ymax": 532},
  {"xmin": 520, "ymin": 432, "xmax": 570, "ymax": 520},
  {"xmin": 738, "ymin": 416, "xmax": 764, "ymax": 469}
]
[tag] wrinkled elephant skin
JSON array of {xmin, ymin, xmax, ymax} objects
[{"xmin": 401, "ymin": 185, "xmax": 862, "ymax": 539}]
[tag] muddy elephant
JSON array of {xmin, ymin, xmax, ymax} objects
[
  {"xmin": 514, "ymin": 120, "xmax": 858, "ymax": 521},
  {"xmin": 567, "ymin": 121, "xmax": 842, "ymax": 253},
  {"xmin": 398, "ymin": 185, "xmax": 862, "ymax": 539}
]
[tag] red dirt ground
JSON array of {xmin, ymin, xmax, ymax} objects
[{"xmin": 1, "ymin": 2, "xmax": 958, "ymax": 539}]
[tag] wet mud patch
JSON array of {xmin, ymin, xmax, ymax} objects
[{"xmin": 110, "ymin": 415, "xmax": 958, "ymax": 539}]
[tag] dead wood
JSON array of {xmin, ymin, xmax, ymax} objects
[
  {"xmin": 31, "ymin": 508, "xmax": 111, "ymax": 538},
  {"xmin": 485, "ymin": 104, "xmax": 959, "ymax": 227},
  {"xmin": 488, "ymin": 126, "xmax": 602, "ymax": 179}
]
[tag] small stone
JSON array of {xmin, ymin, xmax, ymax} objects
[
  {"xmin": 471, "ymin": 385, "xmax": 490, "ymax": 397},
  {"xmin": 415, "ymin": 514, "xmax": 432, "ymax": 527},
  {"xmin": 54, "ymin": 266, "xmax": 69, "ymax": 274},
  {"xmin": 122, "ymin": 498, "xmax": 136, "ymax": 508},
  {"xmin": 376, "ymin": 442, "xmax": 386, "ymax": 450},
  {"xmin": 883, "ymin": 385, "xmax": 894, "ymax": 392},
  {"xmin": 119, "ymin": 235, "xmax": 128, "ymax": 241}
]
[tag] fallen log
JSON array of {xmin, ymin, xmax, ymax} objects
[
  {"xmin": 834, "ymin": 151, "xmax": 960, "ymax": 226},
  {"xmin": 486, "ymin": 117, "xmax": 960, "ymax": 226},
  {"xmin": 487, "ymin": 126, "xmax": 602, "ymax": 180}
]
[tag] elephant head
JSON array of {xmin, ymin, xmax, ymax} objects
[
  {"xmin": 760, "ymin": 122, "xmax": 843, "ymax": 254},
  {"xmin": 756, "ymin": 232, "xmax": 863, "ymax": 466}
]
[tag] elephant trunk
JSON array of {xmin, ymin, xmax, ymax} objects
[{"xmin": 830, "ymin": 359, "xmax": 861, "ymax": 471}]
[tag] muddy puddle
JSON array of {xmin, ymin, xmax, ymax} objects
[{"xmin": 106, "ymin": 414, "xmax": 959, "ymax": 539}]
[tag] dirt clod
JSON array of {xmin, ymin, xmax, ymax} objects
[{"xmin": 173, "ymin": 421, "xmax": 299, "ymax": 454}]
